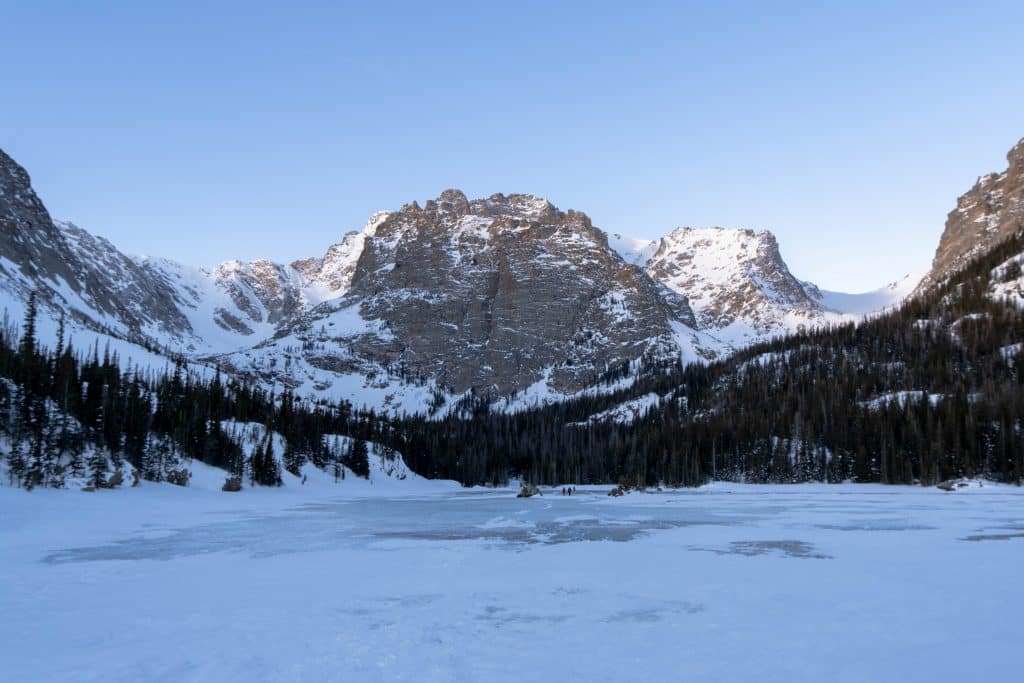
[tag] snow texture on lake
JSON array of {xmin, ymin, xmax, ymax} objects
[{"xmin": 2, "ymin": 482, "xmax": 1022, "ymax": 682}]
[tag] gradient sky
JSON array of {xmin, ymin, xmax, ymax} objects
[{"xmin": 3, "ymin": 1, "xmax": 1023, "ymax": 291}]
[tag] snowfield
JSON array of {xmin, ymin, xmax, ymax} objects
[{"xmin": 1, "ymin": 482, "xmax": 1022, "ymax": 682}]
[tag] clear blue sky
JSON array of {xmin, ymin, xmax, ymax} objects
[{"xmin": 3, "ymin": 1, "xmax": 1023, "ymax": 291}]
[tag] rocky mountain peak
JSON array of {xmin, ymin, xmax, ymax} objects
[
  {"xmin": 0, "ymin": 149, "xmax": 195, "ymax": 343},
  {"xmin": 0, "ymin": 149, "xmax": 44, "ymax": 211},
  {"xmin": 257, "ymin": 192, "xmax": 700, "ymax": 399},
  {"xmin": 0, "ymin": 144, "xmax": 927, "ymax": 414},
  {"xmin": 1009, "ymin": 136, "xmax": 1024, "ymax": 167},
  {"xmin": 290, "ymin": 210, "xmax": 392, "ymax": 300},
  {"xmin": 478, "ymin": 192, "xmax": 557, "ymax": 222},
  {"xmin": 393, "ymin": 191, "xmax": 559, "ymax": 229},
  {"xmin": 430, "ymin": 188, "xmax": 471, "ymax": 217},
  {"xmin": 916, "ymin": 137, "xmax": 1024, "ymax": 294},
  {"xmin": 644, "ymin": 225, "xmax": 826, "ymax": 343},
  {"xmin": 1, "ymin": 149, "xmax": 71, "ymax": 279}
]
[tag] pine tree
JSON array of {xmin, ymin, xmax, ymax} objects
[
  {"xmin": 345, "ymin": 439, "xmax": 370, "ymax": 479},
  {"xmin": 248, "ymin": 440, "xmax": 263, "ymax": 487},
  {"xmin": 283, "ymin": 441, "xmax": 303, "ymax": 477},
  {"xmin": 88, "ymin": 448, "xmax": 107, "ymax": 489},
  {"xmin": 264, "ymin": 436, "xmax": 282, "ymax": 487},
  {"xmin": 7, "ymin": 438, "xmax": 27, "ymax": 487}
]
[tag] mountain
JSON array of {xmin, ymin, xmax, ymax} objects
[
  {"xmin": 0, "ymin": 150, "xmax": 228, "ymax": 383},
  {"xmin": 1, "ymin": 148, "xmax": 287, "ymax": 360},
  {"xmin": 0, "ymin": 149, "xmax": 191, "ymax": 345},
  {"xmin": 916, "ymin": 137, "xmax": 1024, "ymax": 293},
  {"xmin": 610, "ymin": 226, "xmax": 920, "ymax": 349},
  {"xmin": 3, "ymin": 137, "xmax": 1023, "ymax": 491},
  {"xmin": 0, "ymin": 147, "xmax": 919, "ymax": 415},
  {"xmin": 643, "ymin": 227, "xmax": 843, "ymax": 346},
  {"xmin": 400, "ymin": 220, "xmax": 1024, "ymax": 488},
  {"xmin": 214, "ymin": 190, "xmax": 713, "ymax": 413},
  {"xmin": 0, "ymin": 151, "xmax": 713, "ymax": 412}
]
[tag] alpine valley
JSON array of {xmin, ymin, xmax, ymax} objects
[
  {"xmin": 0, "ymin": 137, "xmax": 1022, "ymax": 490},
  {"xmin": 1, "ymin": 149, "xmax": 914, "ymax": 416}
]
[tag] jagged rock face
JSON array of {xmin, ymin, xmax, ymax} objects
[
  {"xmin": 917, "ymin": 138, "xmax": 1024, "ymax": 293},
  {"xmin": 5, "ymin": 146, "xmax": 700, "ymax": 403},
  {"xmin": 57, "ymin": 223, "xmax": 196, "ymax": 339},
  {"xmin": 212, "ymin": 259, "xmax": 303, "ymax": 327},
  {"xmin": 2, "ymin": 144, "xmax": 920, "ymax": 413},
  {"xmin": 318, "ymin": 190, "xmax": 694, "ymax": 395},
  {"xmin": 0, "ymin": 150, "xmax": 80, "ymax": 293},
  {"xmin": 0, "ymin": 148, "xmax": 324, "ymax": 354},
  {"xmin": 644, "ymin": 227, "xmax": 828, "ymax": 342},
  {"xmin": 0, "ymin": 149, "xmax": 193, "ymax": 341},
  {"xmin": 294, "ymin": 211, "xmax": 391, "ymax": 300}
]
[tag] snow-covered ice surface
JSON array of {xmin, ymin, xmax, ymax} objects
[{"xmin": 2, "ymin": 482, "xmax": 1022, "ymax": 682}]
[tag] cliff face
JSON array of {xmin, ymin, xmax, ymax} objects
[
  {"xmin": 917, "ymin": 138, "xmax": 1024, "ymax": 293},
  {"xmin": 1, "ymin": 148, "xmax": 704, "ymax": 408},
  {"xmin": 1, "ymin": 144, "xmax": 932, "ymax": 414},
  {"xmin": 640, "ymin": 226, "xmax": 853, "ymax": 347},
  {"xmin": 258, "ymin": 190, "xmax": 698, "ymax": 398},
  {"xmin": 0, "ymin": 149, "xmax": 193, "ymax": 343}
]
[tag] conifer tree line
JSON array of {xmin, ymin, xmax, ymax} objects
[
  {"xmin": 395, "ymin": 230, "xmax": 1024, "ymax": 487},
  {"xmin": 0, "ymin": 293, "xmax": 387, "ymax": 489},
  {"xmin": 2, "ymin": 231, "xmax": 1022, "ymax": 490}
]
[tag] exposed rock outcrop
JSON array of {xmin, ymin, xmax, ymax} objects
[
  {"xmin": 0, "ymin": 150, "xmax": 194, "ymax": 343},
  {"xmin": 640, "ymin": 226, "xmax": 849, "ymax": 347},
  {"xmin": 337, "ymin": 190, "xmax": 695, "ymax": 395},
  {"xmin": 517, "ymin": 483, "xmax": 541, "ymax": 498},
  {"xmin": 916, "ymin": 138, "xmax": 1024, "ymax": 294},
  {"xmin": 1, "ymin": 145, "xmax": 925, "ymax": 414}
]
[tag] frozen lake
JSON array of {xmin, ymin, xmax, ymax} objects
[{"xmin": 2, "ymin": 482, "xmax": 1023, "ymax": 682}]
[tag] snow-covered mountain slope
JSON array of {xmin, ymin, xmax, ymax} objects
[
  {"xmin": 807, "ymin": 273, "xmax": 923, "ymax": 316},
  {"xmin": 148, "ymin": 209, "xmax": 397, "ymax": 355},
  {"xmin": 0, "ymin": 146, "xmax": 281, "ymax": 362},
  {"xmin": 217, "ymin": 421, "xmax": 433, "ymax": 491},
  {"xmin": 0, "ymin": 151, "xmax": 224, "ymax": 380},
  {"xmin": 607, "ymin": 226, "xmax": 923, "ymax": 350},
  {"xmin": 0, "ymin": 147, "xmax": 193, "ymax": 350},
  {"xmin": 0, "ymin": 147, "xmax": 708, "ymax": 413},
  {"xmin": 608, "ymin": 232, "xmax": 657, "ymax": 265},
  {"xmin": 215, "ymin": 190, "xmax": 709, "ymax": 410},
  {"xmin": 0, "ymin": 145, "xmax": 926, "ymax": 414},
  {"xmin": 292, "ymin": 211, "xmax": 391, "ymax": 303},
  {"xmin": 570, "ymin": 392, "xmax": 668, "ymax": 426},
  {"xmin": 640, "ymin": 227, "xmax": 848, "ymax": 348},
  {"xmin": 989, "ymin": 249, "xmax": 1024, "ymax": 307}
]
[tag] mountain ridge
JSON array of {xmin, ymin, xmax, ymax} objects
[
  {"xmin": 915, "ymin": 137, "xmax": 1024, "ymax": 294},
  {"xmin": 0, "ymin": 149, "xmax": 928, "ymax": 414}
]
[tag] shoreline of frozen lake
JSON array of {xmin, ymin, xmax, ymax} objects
[{"xmin": 1, "ymin": 482, "xmax": 1022, "ymax": 682}]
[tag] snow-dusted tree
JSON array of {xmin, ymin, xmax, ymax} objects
[
  {"xmin": 88, "ymin": 448, "xmax": 107, "ymax": 489},
  {"xmin": 7, "ymin": 438, "xmax": 27, "ymax": 487},
  {"xmin": 344, "ymin": 439, "xmax": 370, "ymax": 479},
  {"xmin": 249, "ymin": 435, "xmax": 282, "ymax": 487},
  {"xmin": 67, "ymin": 438, "xmax": 86, "ymax": 481},
  {"xmin": 283, "ymin": 441, "xmax": 304, "ymax": 477},
  {"xmin": 264, "ymin": 436, "xmax": 282, "ymax": 486}
]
